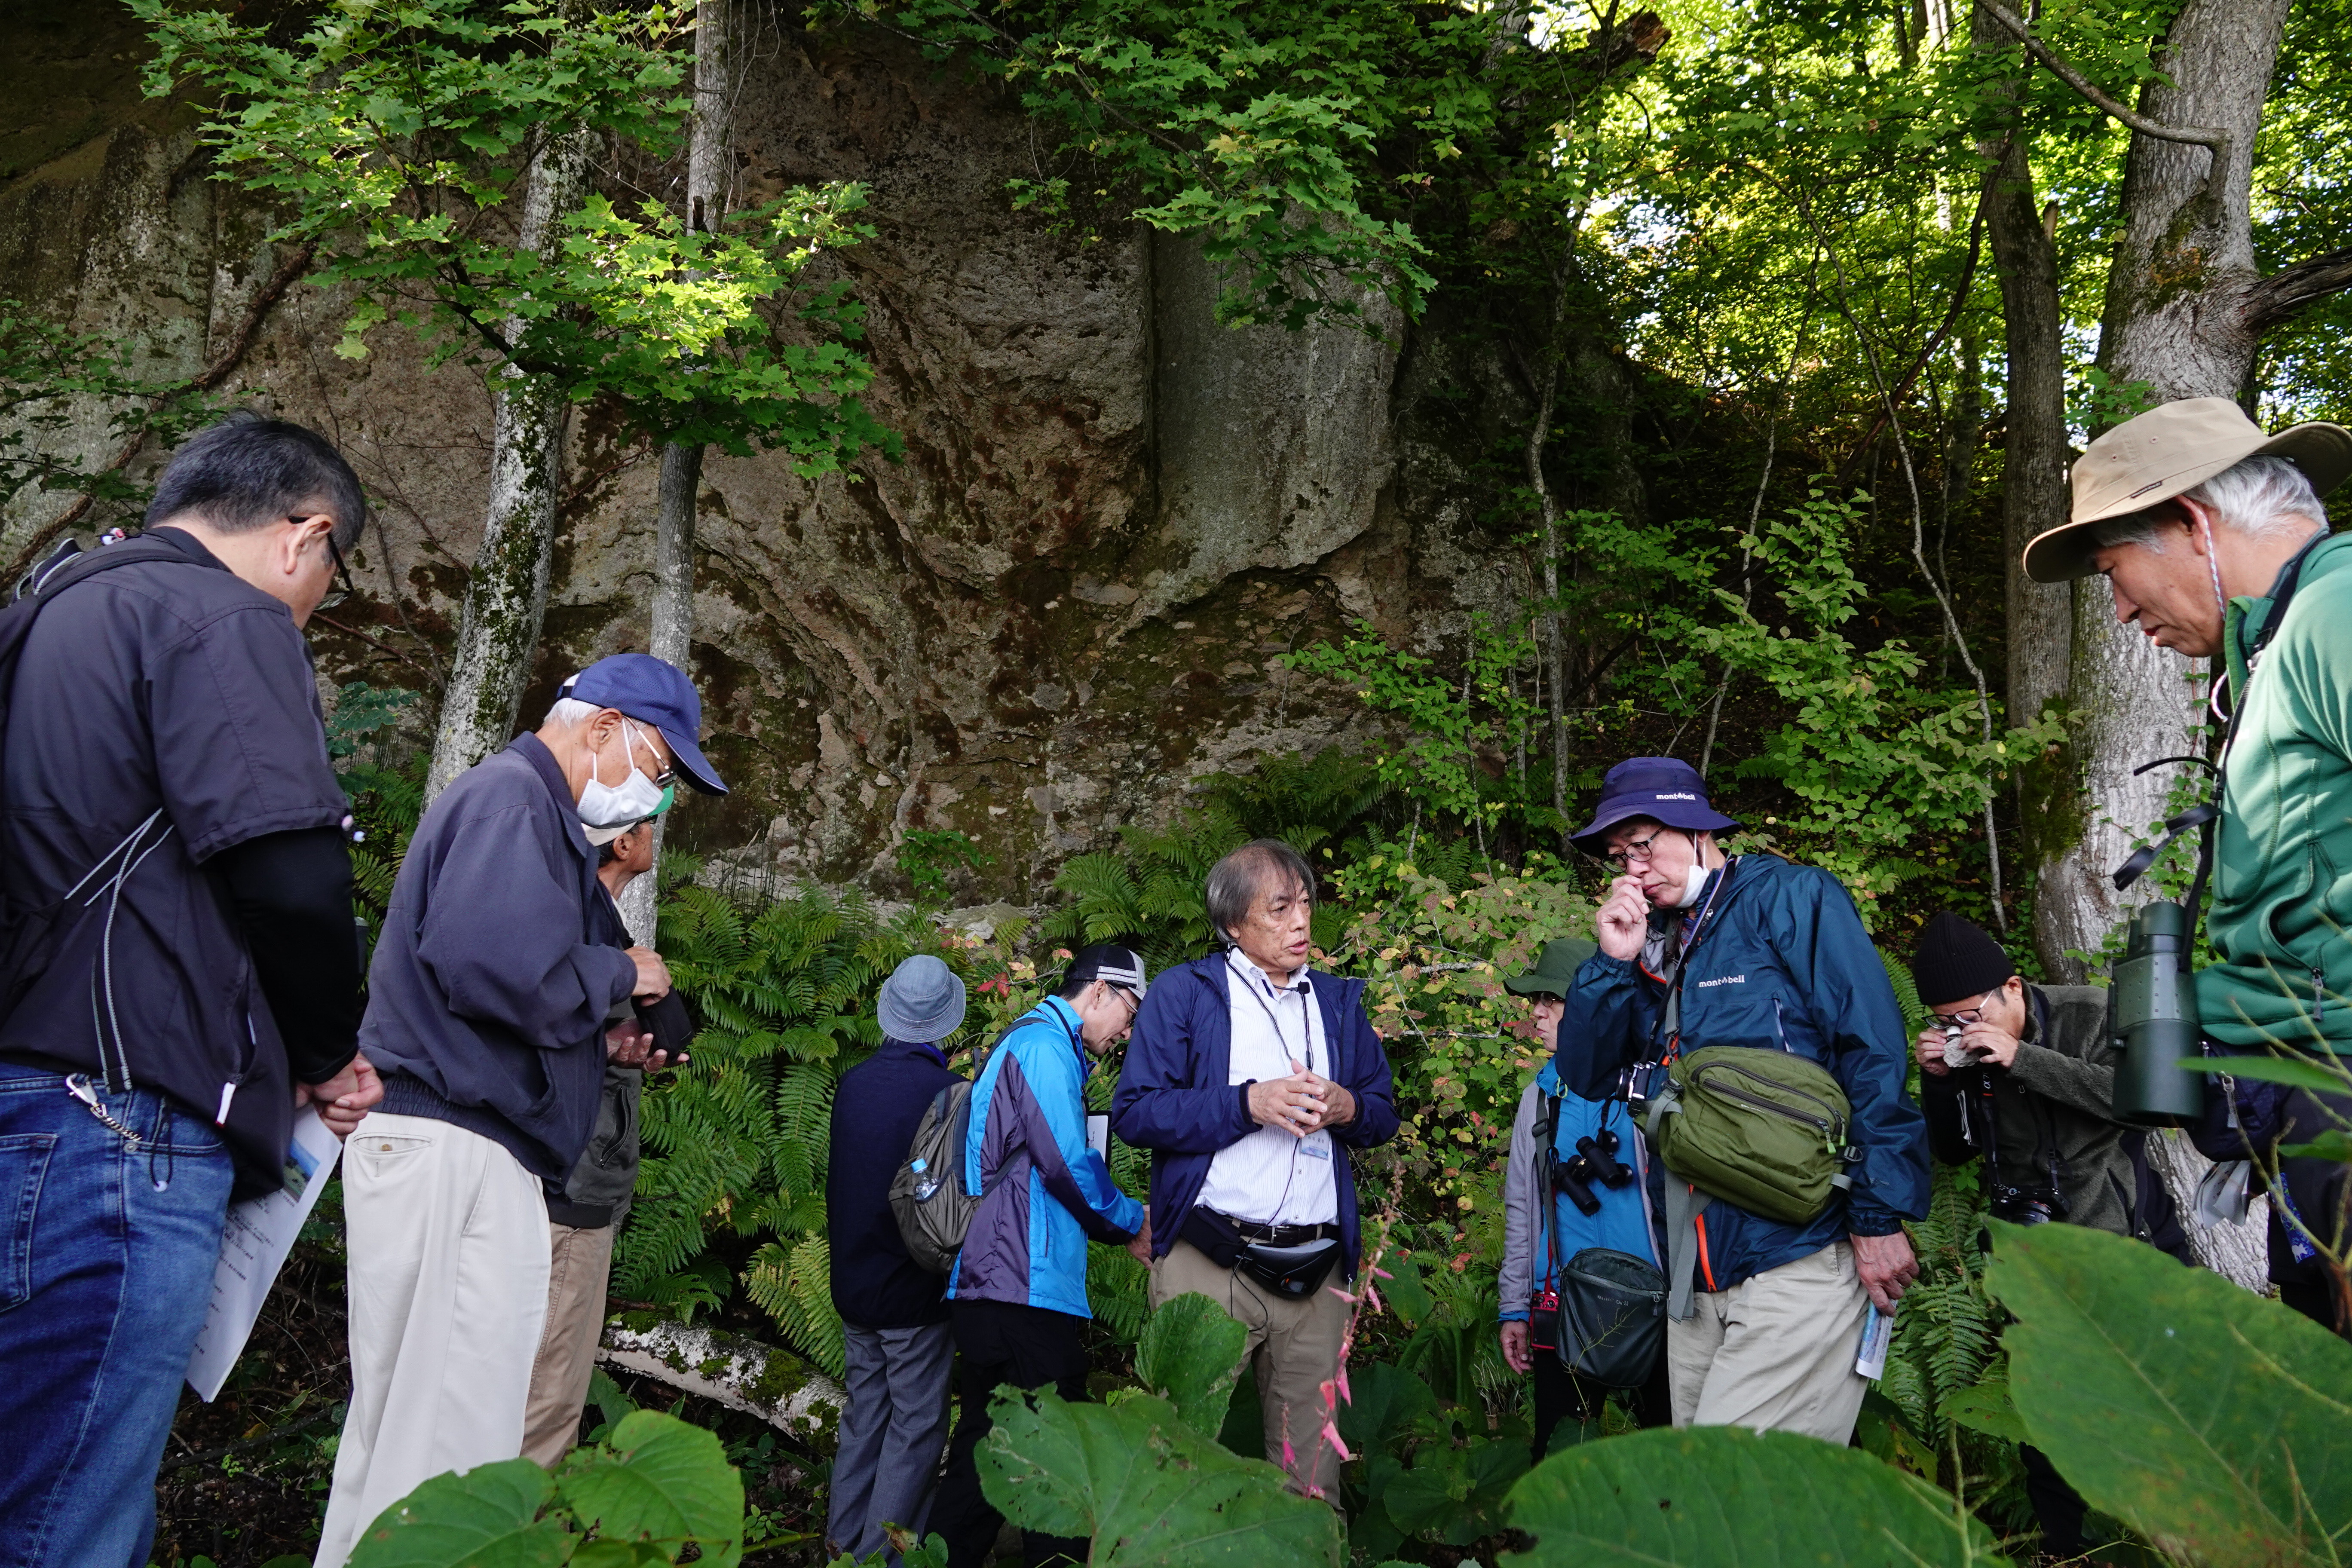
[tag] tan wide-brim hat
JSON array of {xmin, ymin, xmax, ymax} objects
[{"xmin": 2022, "ymin": 397, "xmax": 2352, "ymax": 583}]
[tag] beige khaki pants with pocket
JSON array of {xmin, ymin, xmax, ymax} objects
[
  {"xmin": 1152, "ymin": 1238, "xmax": 1351, "ymax": 1501},
  {"xmin": 314, "ymin": 1114, "xmax": 552, "ymax": 1568},
  {"xmin": 1666, "ymin": 1240, "xmax": 1872, "ymax": 1443},
  {"xmin": 522, "ymin": 1219, "xmax": 619, "ymax": 1466}
]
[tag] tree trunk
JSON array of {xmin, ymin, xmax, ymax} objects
[
  {"xmin": 2066, "ymin": 0, "xmax": 2291, "ymax": 1292},
  {"xmin": 1972, "ymin": 8, "xmax": 2072, "ymax": 910},
  {"xmin": 424, "ymin": 129, "xmax": 591, "ymax": 802},
  {"xmin": 622, "ymin": 0, "xmax": 732, "ymax": 942}
]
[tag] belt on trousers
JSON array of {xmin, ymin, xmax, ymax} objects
[{"xmin": 1211, "ymin": 1212, "xmax": 1339, "ymax": 1247}]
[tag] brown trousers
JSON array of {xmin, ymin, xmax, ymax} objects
[
  {"xmin": 1151, "ymin": 1238, "xmax": 1351, "ymax": 1500},
  {"xmin": 521, "ymin": 1220, "xmax": 617, "ymax": 1466}
]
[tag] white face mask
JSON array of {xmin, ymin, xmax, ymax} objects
[
  {"xmin": 579, "ymin": 717, "xmax": 667, "ymax": 830},
  {"xmin": 1663, "ymin": 853, "xmax": 1714, "ymax": 909}
]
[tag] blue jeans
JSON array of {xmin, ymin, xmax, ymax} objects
[{"xmin": 0, "ymin": 1063, "xmax": 235, "ymax": 1568}]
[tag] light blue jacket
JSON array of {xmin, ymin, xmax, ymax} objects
[{"xmin": 948, "ymin": 996, "xmax": 1143, "ymax": 1319}]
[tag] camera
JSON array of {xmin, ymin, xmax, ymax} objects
[
  {"xmin": 2109, "ymin": 902, "xmax": 2208, "ymax": 1126},
  {"xmin": 1988, "ymin": 1181, "xmax": 2066, "ymax": 1225},
  {"xmin": 1576, "ymin": 1131, "xmax": 1634, "ymax": 1188}
]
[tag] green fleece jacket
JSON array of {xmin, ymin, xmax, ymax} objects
[{"xmin": 2200, "ymin": 529, "xmax": 2352, "ymax": 1054}]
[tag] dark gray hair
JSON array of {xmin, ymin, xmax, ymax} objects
[
  {"xmin": 1205, "ymin": 839, "xmax": 1314, "ymax": 941},
  {"xmin": 144, "ymin": 410, "xmax": 367, "ymax": 548},
  {"xmin": 2088, "ymin": 454, "xmax": 2328, "ymax": 554}
]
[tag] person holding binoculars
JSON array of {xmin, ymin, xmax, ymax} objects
[
  {"xmin": 2024, "ymin": 398, "xmax": 2352, "ymax": 1333},
  {"xmin": 1498, "ymin": 937, "xmax": 1671, "ymax": 1457}
]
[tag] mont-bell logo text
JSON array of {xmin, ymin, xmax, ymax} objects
[
  {"xmin": 1653, "ymin": 791, "xmax": 1697, "ymax": 801},
  {"xmin": 1695, "ymin": 974, "xmax": 1746, "ymax": 988}
]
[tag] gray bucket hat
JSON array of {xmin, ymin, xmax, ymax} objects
[{"xmin": 878, "ymin": 954, "xmax": 967, "ymax": 1044}]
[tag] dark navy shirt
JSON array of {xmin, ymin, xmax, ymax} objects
[
  {"xmin": 360, "ymin": 734, "xmax": 638, "ymax": 1179},
  {"xmin": 0, "ymin": 528, "xmax": 352, "ymax": 1188},
  {"xmin": 828, "ymin": 1038, "xmax": 960, "ymax": 1328}
]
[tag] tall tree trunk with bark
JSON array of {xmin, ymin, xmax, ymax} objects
[
  {"xmin": 1972, "ymin": 7, "xmax": 2072, "ymax": 886},
  {"xmin": 623, "ymin": 0, "xmax": 732, "ymax": 942},
  {"xmin": 425, "ymin": 129, "xmax": 591, "ymax": 801}
]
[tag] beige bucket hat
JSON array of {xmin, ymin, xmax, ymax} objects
[{"xmin": 2022, "ymin": 397, "xmax": 2352, "ymax": 583}]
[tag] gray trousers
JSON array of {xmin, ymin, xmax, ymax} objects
[{"xmin": 827, "ymin": 1319, "xmax": 955, "ymax": 1563}]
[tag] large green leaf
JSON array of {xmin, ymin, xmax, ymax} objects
[
  {"xmin": 346, "ymin": 1458, "xmax": 572, "ymax": 1568},
  {"xmin": 1375, "ymin": 1436, "xmax": 1527, "ymax": 1546},
  {"xmin": 1501, "ymin": 1426, "xmax": 2005, "ymax": 1567},
  {"xmin": 1136, "ymin": 1292, "xmax": 1250, "ymax": 1435},
  {"xmin": 976, "ymin": 1388, "xmax": 1344, "ymax": 1565},
  {"xmin": 1986, "ymin": 1219, "xmax": 2352, "ymax": 1567},
  {"xmin": 1335, "ymin": 1358, "xmax": 1436, "ymax": 1458},
  {"xmin": 557, "ymin": 1410, "xmax": 745, "ymax": 1568}
]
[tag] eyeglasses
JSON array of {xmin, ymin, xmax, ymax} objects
[
  {"xmin": 294, "ymin": 516, "xmax": 359, "ymax": 612},
  {"xmin": 622, "ymin": 720, "xmax": 676, "ymax": 789},
  {"xmin": 1928, "ymin": 990, "xmax": 1997, "ymax": 1029},
  {"xmin": 1603, "ymin": 829, "xmax": 1680, "ymax": 870}
]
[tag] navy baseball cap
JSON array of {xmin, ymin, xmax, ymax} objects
[
  {"xmin": 1568, "ymin": 756, "xmax": 1736, "ymax": 854},
  {"xmin": 559, "ymin": 654, "xmax": 727, "ymax": 796}
]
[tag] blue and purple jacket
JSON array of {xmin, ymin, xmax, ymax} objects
[
  {"xmin": 947, "ymin": 995, "xmax": 1144, "ymax": 1320},
  {"xmin": 1112, "ymin": 954, "xmax": 1400, "ymax": 1282}
]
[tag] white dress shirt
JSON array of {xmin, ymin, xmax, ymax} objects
[{"xmin": 1196, "ymin": 947, "xmax": 1339, "ymax": 1226}]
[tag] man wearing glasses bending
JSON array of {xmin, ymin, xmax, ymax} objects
[
  {"xmin": 315, "ymin": 654, "xmax": 726, "ymax": 1566},
  {"xmin": 1558, "ymin": 758, "xmax": 1927, "ymax": 1444}
]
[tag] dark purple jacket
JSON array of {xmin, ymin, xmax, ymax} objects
[{"xmin": 1111, "ymin": 954, "xmax": 1400, "ymax": 1280}]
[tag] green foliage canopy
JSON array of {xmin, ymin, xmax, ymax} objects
[{"xmin": 131, "ymin": 0, "xmax": 898, "ymax": 467}]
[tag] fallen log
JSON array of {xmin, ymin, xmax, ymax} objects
[{"xmin": 598, "ymin": 1318, "xmax": 845, "ymax": 1448}]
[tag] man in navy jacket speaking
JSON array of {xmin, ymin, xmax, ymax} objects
[{"xmin": 1113, "ymin": 839, "xmax": 1398, "ymax": 1500}]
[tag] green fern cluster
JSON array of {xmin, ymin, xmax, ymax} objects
[
  {"xmin": 617, "ymin": 883, "xmax": 987, "ymax": 1377},
  {"xmin": 1883, "ymin": 1163, "xmax": 1999, "ymax": 1445}
]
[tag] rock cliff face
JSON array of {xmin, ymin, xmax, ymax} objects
[{"xmin": 0, "ymin": 6, "xmax": 1588, "ymax": 906}]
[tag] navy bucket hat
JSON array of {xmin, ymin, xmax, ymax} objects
[{"xmin": 1568, "ymin": 757, "xmax": 1738, "ymax": 855}]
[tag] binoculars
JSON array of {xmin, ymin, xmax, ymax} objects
[
  {"xmin": 1554, "ymin": 1128, "xmax": 1635, "ymax": 1216},
  {"xmin": 2109, "ymin": 902, "xmax": 2208, "ymax": 1126}
]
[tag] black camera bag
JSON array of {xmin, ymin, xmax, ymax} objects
[{"xmin": 1555, "ymin": 1246, "xmax": 1667, "ymax": 1388}]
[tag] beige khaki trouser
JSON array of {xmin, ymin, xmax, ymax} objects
[
  {"xmin": 1666, "ymin": 1240, "xmax": 1872, "ymax": 1443},
  {"xmin": 521, "ymin": 1219, "xmax": 619, "ymax": 1466},
  {"xmin": 315, "ymin": 1114, "xmax": 551, "ymax": 1568},
  {"xmin": 1152, "ymin": 1238, "xmax": 1351, "ymax": 1500}
]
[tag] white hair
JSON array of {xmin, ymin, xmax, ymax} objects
[
  {"xmin": 2089, "ymin": 455, "xmax": 2328, "ymax": 554},
  {"xmin": 546, "ymin": 696, "xmax": 601, "ymax": 728}
]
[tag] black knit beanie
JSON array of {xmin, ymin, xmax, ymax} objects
[{"xmin": 1910, "ymin": 911, "xmax": 2017, "ymax": 1009}]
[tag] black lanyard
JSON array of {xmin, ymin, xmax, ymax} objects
[{"xmin": 1235, "ymin": 956, "xmax": 1317, "ymax": 1077}]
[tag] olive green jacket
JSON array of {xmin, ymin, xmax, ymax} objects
[
  {"xmin": 1921, "ymin": 985, "xmax": 2153, "ymax": 1239},
  {"xmin": 2200, "ymin": 530, "xmax": 2352, "ymax": 1054}
]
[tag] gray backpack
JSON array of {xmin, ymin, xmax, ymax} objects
[
  {"xmin": 887, "ymin": 1028, "xmax": 1010, "ymax": 1273},
  {"xmin": 890, "ymin": 1078, "xmax": 980, "ymax": 1274}
]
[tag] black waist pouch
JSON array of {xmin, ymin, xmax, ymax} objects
[
  {"xmin": 1240, "ymin": 1237, "xmax": 1341, "ymax": 1297},
  {"xmin": 1182, "ymin": 1208, "xmax": 1341, "ymax": 1296},
  {"xmin": 1557, "ymin": 1247, "xmax": 1667, "ymax": 1389},
  {"xmin": 1181, "ymin": 1206, "xmax": 1248, "ymax": 1268}
]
